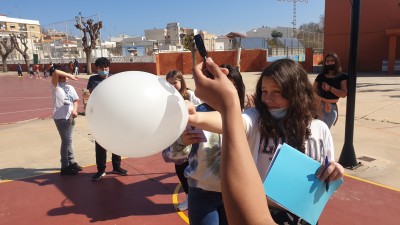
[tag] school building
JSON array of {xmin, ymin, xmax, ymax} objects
[{"xmin": 324, "ymin": 0, "xmax": 400, "ymax": 74}]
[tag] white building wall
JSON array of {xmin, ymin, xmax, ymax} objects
[{"xmin": 144, "ymin": 29, "xmax": 166, "ymax": 43}]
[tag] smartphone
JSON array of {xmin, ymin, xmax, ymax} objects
[
  {"xmin": 194, "ymin": 34, "xmax": 207, "ymax": 62},
  {"xmin": 194, "ymin": 34, "xmax": 213, "ymax": 78},
  {"xmin": 186, "ymin": 125, "xmax": 207, "ymax": 142}
]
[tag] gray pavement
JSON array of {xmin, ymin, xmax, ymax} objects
[{"xmin": 1, "ymin": 71, "xmax": 399, "ymax": 190}]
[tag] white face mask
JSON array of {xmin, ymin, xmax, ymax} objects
[
  {"xmin": 269, "ymin": 107, "xmax": 288, "ymax": 119},
  {"xmin": 59, "ymin": 81, "xmax": 67, "ymax": 86}
]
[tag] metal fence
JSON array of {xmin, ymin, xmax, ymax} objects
[
  {"xmin": 6, "ymin": 55, "xmax": 156, "ymax": 65},
  {"xmin": 5, "ymin": 14, "xmax": 323, "ymax": 65}
]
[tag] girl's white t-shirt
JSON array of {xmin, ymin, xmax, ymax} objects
[{"xmin": 242, "ymin": 108, "xmax": 334, "ymax": 181}]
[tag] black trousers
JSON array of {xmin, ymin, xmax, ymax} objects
[
  {"xmin": 175, "ymin": 161, "xmax": 189, "ymax": 194},
  {"xmin": 95, "ymin": 141, "xmax": 121, "ymax": 172},
  {"xmin": 270, "ymin": 209, "xmax": 317, "ymax": 225}
]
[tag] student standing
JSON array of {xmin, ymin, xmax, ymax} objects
[
  {"xmin": 87, "ymin": 57, "xmax": 128, "ymax": 181},
  {"xmin": 17, "ymin": 63, "xmax": 23, "ymax": 77},
  {"xmin": 165, "ymin": 69, "xmax": 201, "ymax": 211},
  {"xmin": 313, "ymin": 52, "xmax": 348, "ymax": 128},
  {"xmin": 183, "ymin": 65, "xmax": 245, "ymax": 225},
  {"xmin": 51, "ymin": 67, "xmax": 82, "ymax": 175},
  {"xmin": 190, "ymin": 57, "xmax": 276, "ymax": 225},
  {"xmin": 188, "ymin": 58, "xmax": 344, "ymax": 225}
]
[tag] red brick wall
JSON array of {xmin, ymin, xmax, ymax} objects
[
  {"xmin": 108, "ymin": 63, "xmax": 158, "ymax": 75},
  {"xmin": 7, "ymin": 48, "xmax": 315, "ymax": 75},
  {"xmin": 158, "ymin": 49, "xmax": 270, "ymax": 75}
]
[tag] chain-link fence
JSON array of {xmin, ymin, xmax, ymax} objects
[
  {"xmin": 40, "ymin": 14, "xmax": 99, "ymax": 61},
  {"xmin": 265, "ymin": 29, "xmax": 323, "ymax": 62},
  {"xmin": 296, "ymin": 30, "xmax": 324, "ymax": 49}
]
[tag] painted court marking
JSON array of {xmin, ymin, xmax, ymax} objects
[
  {"xmin": 171, "ymin": 174, "xmax": 400, "ymax": 224},
  {"xmin": 173, "ymin": 183, "xmax": 190, "ymax": 224},
  {"xmin": 0, "ymin": 108, "xmax": 52, "ymax": 115}
]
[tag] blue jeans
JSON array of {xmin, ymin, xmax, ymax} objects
[
  {"xmin": 321, "ymin": 102, "xmax": 338, "ymax": 128},
  {"xmin": 188, "ymin": 187, "xmax": 228, "ymax": 225},
  {"xmin": 54, "ymin": 119, "xmax": 75, "ymax": 168}
]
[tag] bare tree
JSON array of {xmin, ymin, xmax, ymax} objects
[
  {"xmin": 75, "ymin": 18, "xmax": 102, "ymax": 75},
  {"xmin": 0, "ymin": 35, "xmax": 16, "ymax": 72},
  {"xmin": 11, "ymin": 33, "xmax": 30, "ymax": 71},
  {"xmin": 297, "ymin": 17, "xmax": 324, "ymax": 48}
]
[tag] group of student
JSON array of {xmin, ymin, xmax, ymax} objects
[
  {"xmin": 50, "ymin": 57, "xmax": 128, "ymax": 179},
  {"xmin": 20, "ymin": 59, "xmax": 81, "ymax": 79},
  {"xmin": 50, "ymin": 52, "xmax": 348, "ymax": 225},
  {"xmin": 165, "ymin": 52, "xmax": 347, "ymax": 225}
]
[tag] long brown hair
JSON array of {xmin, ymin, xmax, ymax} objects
[
  {"xmin": 166, "ymin": 70, "xmax": 189, "ymax": 100},
  {"xmin": 254, "ymin": 59, "xmax": 320, "ymax": 153}
]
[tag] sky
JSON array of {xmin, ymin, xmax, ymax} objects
[{"xmin": 2, "ymin": 0, "xmax": 325, "ymax": 40}]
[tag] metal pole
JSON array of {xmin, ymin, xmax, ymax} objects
[
  {"xmin": 98, "ymin": 13, "xmax": 103, "ymax": 57},
  {"xmin": 237, "ymin": 37, "xmax": 242, "ymax": 72},
  {"xmin": 65, "ymin": 21, "xmax": 69, "ymax": 59},
  {"xmin": 339, "ymin": 0, "xmax": 362, "ymax": 168}
]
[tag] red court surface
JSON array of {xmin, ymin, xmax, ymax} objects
[
  {"xmin": 0, "ymin": 157, "xmax": 188, "ymax": 225},
  {"xmin": 1, "ymin": 156, "xmax": 400, "ymax": 225},
  {"xmin": 0, "ymin": 74, "xmax": 87, "ymax": 125},
  {"xmin": 1, "ymin": 73, "xmax": 400, "ymax": 224}
]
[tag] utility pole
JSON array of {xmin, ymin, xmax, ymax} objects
[
  {"xmin": 98, "ymin": 13, "xmax": 103, "ymax": 57},
  {"xmin": 277, "ymin": 0, "xmax": 309, "ymax": 38}
]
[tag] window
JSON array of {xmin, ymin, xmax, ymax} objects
[
  {"xmin": 10, "ymin": 25, "xmax": 16, "ymax": 29},
  {"xmin": 19, "ymin": 24, "xmax": 27, "ymax": 31}
]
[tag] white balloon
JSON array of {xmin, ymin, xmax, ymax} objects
[{"xmin": 86, "ymin": 71, "xmax": 188, "ymax": 158}]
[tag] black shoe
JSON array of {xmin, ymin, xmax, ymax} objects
[
  {"xmin": 61, "ymin": 166, "xmax": 78, "ymax": 175},
  {"xmin": 92, "ymin": 171, "xmax": 106, "ymax": 181},
  {"xmin": 71, "ymin": 162, "xmax": 83, "ymax": 171},
  {"xmin": 112, "ymin": 167, "xmax": 128, "ymax": 176}
]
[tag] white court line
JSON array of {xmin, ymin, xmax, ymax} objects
[
  {"xmin": 0, "ymin": 97, "xmax": 51, "ymax": 99},
  {"xmin": 34, "ymin": 76, "xmax": 89, "ymax": 86},
  {"xmin": 0, "ymin": 108, "xmax": 52, "ymax": 115},
  {"xmin": 0, "ymin": 97, "xmax": 51, "ymax": 102}
]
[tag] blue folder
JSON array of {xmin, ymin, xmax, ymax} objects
[{"xmin": 264, "ymin": 143, "xmax": 344, "ymax": 225}]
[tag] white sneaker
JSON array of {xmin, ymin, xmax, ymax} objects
[{"xmin": 177, "ymin": 195, "xmax": 188, "ymax": 211}]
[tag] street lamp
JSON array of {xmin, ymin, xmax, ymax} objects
[
  {"xmin": 75, "ymin": 12, "xmax": 84, "ymax": 60},
  {"xmin": 75, "ymin": 12, "xmax": 83, "ymax": 28}
]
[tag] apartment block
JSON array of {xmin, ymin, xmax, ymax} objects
[{"xmin": 0, "ymin": 14, "xmax": 41, "ymax": 40}]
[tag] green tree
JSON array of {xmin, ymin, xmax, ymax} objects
[
  {"xmin": 270, "ymin": 30, "xmax": 283, "ymax": 48},
  {"xmin": 183, "ymin": 33, "xmax": 197, "ymax": 68},
  {"xmin": 271, "ymin": 30, "xmax": 283, "ymax": 38}
]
